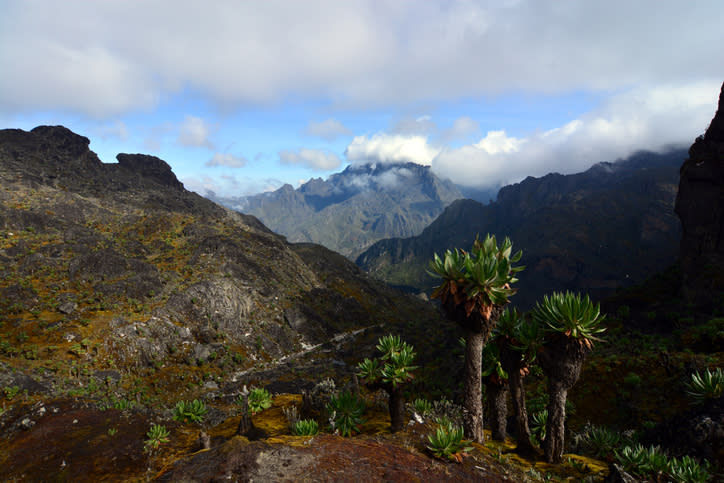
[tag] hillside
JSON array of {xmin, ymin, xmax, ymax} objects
[
  {"xmin": 0, "ymin": 126, "xmax": 480, "ymax": 481},
  {"xmin": 357, "ymin": 149, "xmax": 686, "ymax": 309},
  {"xmin": 213, "ymin": 162, "xmax": 463, "ymax": 259}
]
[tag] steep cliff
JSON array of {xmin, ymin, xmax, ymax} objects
[{"xmin": 675, "ymin": 81, "xmax": 724, "ymax": 307}]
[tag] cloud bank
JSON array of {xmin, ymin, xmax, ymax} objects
[
  {"xmin": 280, "ymin": 148, "xmax": 342, "ymax": 170},
  {"xmin": 1, "ymin": 1, "xmax": 721, "ymax": 116},
  {"xmin": 431, "ymin": 82, "xmax": 720, "ymax": 187},
  {"xmin": 345, "ymin": 134, "xmax": 440, "ymax": 166}
]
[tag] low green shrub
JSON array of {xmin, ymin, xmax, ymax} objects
[
  {"xmin": 326, "ymin": 390, "xmax": 365, "ymax": 437},
  {"xmin": 246, "ymin": 387, "xmax": 272, "ymax": 414},
  {"xmin": 668, "ymin": 455, "xmax": 711, "ymax": 483},
  {"xmin": 144, "ymin": 424, "xmax": 170, "ymax": 452},
  {"xmin": 293, "ymin": 419, "xmax": 319, "ymax": 436},
  {"xmin": 615, "ymin": 444, "xmax": 711, "ymax": 483},
  {"xmin": 686, "ymin": 367, "xmax": 724, "ymax": 404},
  {"xmin": 410, "ymin": 398, "xmax": 433, "ymax": 417},
  {"xmin": 530, "ymin": 409, "xmax": 547, "ymax": 445},
  {"xmin": 426, "ymin": 420, "xmax": 472, "ymax": 463},
  {"xmin": 575, "ymin": 424, "xmax": 621, "ymax": 460},
  {"xmin": 172, "ymin": 399, "xmax": 208, "ymax": 423}
]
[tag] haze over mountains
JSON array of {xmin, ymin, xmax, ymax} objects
[{"xmin": 210, "ymin": 162, "xmax": 465, "ymax": 259}]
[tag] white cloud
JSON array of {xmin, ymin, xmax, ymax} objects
[
  {"xmin": 2, "ymin": 1, "xmax": 720, "ymax": 116},
  {"xmin": 178, "ymin": 115, "xmax": 213, "ymax": 148},
  {"xmin": 304, "ymin": 119, "xmax": 352, "ymax": 140},
  {"xmin": 432, "ymin": 81, "xmax": 721, "ymax": 188},
  {"xmin": 474, "ymin": 130, "xmax": 525, "ymax": 155},
  {"xmin": 345, "ymin": 133, "xmax": 440, "ymax": 166},
  {"xmin": 342, "ymin": 166, "xmax": 415, "ymax": 190},
  {"xmin": 182, "ymin": 174, "xmax": 282, "ymax": 198},
  {"xmin": 441, "ymin": 116, "xmax": 480, "ymax": 142},
  {"xmin": 279, "ymin": 148, "xmax": 342, "ymax": 170},
  {"xmin": 390, "ymin": 115, "xmax": 437, "ymax": 136},
  {"xmin": 206, "ymin": 153, "xmax": 248, "ymax": 168},
  {"xmin": 96, "ymin": 120, "xmax": 129, "ymax": 141}
]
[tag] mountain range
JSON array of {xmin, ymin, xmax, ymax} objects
[
  {"xmin": 356, "ymin": 148, "xmax": 687, "ymax": 309},
  {"xmin": 211, "ymin": 162, "xmax": 463, "ymax": 259}
]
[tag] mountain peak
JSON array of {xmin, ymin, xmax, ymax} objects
[
  {"xmin": 116, "ymin": 153, "xmax": 183, "ymax": 189},
  {"xmin": 227, "ymin": 161, "xmax": 462, "ymax": 258}
]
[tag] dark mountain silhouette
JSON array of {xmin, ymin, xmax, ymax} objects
[
  {"xmin": 675, "ymin": 80, "xmax": 724, "ymax": 307},
  {"xmin": 356, "ymin": 149, "xmax": 686, "ymax": 309}
]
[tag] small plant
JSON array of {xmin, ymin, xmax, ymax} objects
[
  {"xmin": 107, "ymin": 427, "xmax": 118, "ymax": 436},
  {"xmin": 530, "ymin": 409, "xmax": 547, "ymax": 445},
  {"xmin": 3, "ymin": 385, "xmax": 20, "ymax": 400},
  {"xmin": 686, "ymin": 367, "xmax": 724, "ymax": 404},
  {"xmin": 144, "ymin": 424, "xmax": 170, "ymax": 452},
  {"xmin": 172, "ymin": 399, "xmax": 208, "ymax": 423},
  {"xmin": 293, "ymin": 419, "xmax": 319, "ymax": 436},
  {"xmin": 575, "ymin": 424, "xmax": 621, "ymax": 460},
  {"xmin": 283, "ymin": 405, "xmax": 300, "ymax": 432},
  {"xmin": 245, "ymin": 387, "xmax": 272, "ymax": 414},
  {"xmin": 615, "ymin": 444, "xmax": 669, "ymax": 479},
  {"xmin": 426, "ymin": 420, "xmax": 472, "ymax": 463},
  {"xmin": 410, "ymin": 398, "xmax": 433, "ymax": 417},
  {"xmin": 668, "ymin": 455, "xmax": 711, "ymax": 483},
  {"xmin": 113, "ymin": 398, "xmax": 135, "ymax": 411},
  {"xmin": 326, "ymin": 390, "xmax": 365, "ymax": 437}
]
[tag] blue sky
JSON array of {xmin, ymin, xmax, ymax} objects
[{"xmin": 1, "ymin": 0, "xmax": 722, "ymax": 197}]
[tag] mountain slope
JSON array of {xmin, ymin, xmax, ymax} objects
[
  {"xmin": 214, "ymin": 162, "xmax": 463, "ymax": 259},
  {"xmin": 356, "ymin": 149, "xmax": 686, "ymax": 309},
  {"xmin": 0, "ymin": 125, "xmax": 461, "ymax": 404}
]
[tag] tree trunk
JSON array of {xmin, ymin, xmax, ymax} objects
[
  {"xmin": 486, "ymin": 381, "xmax": 508, "ymax": 441},
  {"xmin": 499, "ymin": 343, "xmax": 533, "ymax": 454},
  {"xmin": 508, "ymin": 367, "xmax": 534, "ymax": 454},
  {"xmin": 544, "ymin": 380, "xmax": 568, "ymax": 463},
  {"xmin": 539, "ymin": 336, "xmax": 588, "ymax": 463},
  {"xmin": 388, "ymin": 385, "xmax": 406, "ymax": 433},
  {"xmin": 463, "ymin": 329, "xmax": 485, "ymax": 443}
]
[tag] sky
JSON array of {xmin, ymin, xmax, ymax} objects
[{"xmin": 1, "ymin": 0, "xmax": 722, "ymax": 197}]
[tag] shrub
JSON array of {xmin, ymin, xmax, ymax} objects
[
  {"xmin": 144, "ymin": 424, "xmax": 170, "ymax": 452},
  {"xmin": 410, "ymin": 398, "xmax": 433, "ymax": 417},
  {"xmin": 667, "ymin": 455, "xmax": 711, "ymax": 483},
  {"xmin": 615, "ymin": 444, "xmax": 669, "ymax": 478},
  {"xmin": 246, "ymin": 387, "xmax": 272, "ymax": 414},
  {"xmin": 575, "ymin": 424, "xmax": 621, "ymax": 460},
  {"xmin": 427, "ymin": 420, "xmax": 472, "ymax": 463},
  {"xmin": 326, "ymin": 390, "xmax": 365, "ymax": 437},
  {"xmin": 172, "ymin": 399, "xmax": 208, "ymax": 423},
  {"xmin": 530, "ymin": 409, "xmax": 547, "ymax": 445},
  {"xmin": 293, "ymin": 419, "xmax": 319, "ymax": 436},
  {"xmin": 686, "ymin": 367, "xmax": 724, "ymax": 404}
]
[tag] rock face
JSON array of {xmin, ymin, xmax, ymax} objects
[{"xmin": 675, "ymin": 81, "xmax": 724, "ymax": 306}]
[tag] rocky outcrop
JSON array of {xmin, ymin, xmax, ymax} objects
[
  {"xmin": 116, "ymin": 153, "xmax": 184, "ymax": 189},
  {"xmin": 675, "ymin": 81, "xmax": 724, "ymax": 306}
]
